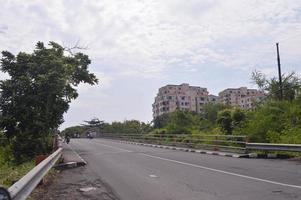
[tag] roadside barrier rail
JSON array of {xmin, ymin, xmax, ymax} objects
[
  {"xmin": 246, "ymin": 143, "xmax": 301, "ymax": 152},
  {"xmin": 8, "ymin": 147, "xmax": 62, "ymax": 200},
  {"xmin": 99, "ymin": 133, "xmax": 247, "ymax": 153},
  {"xmin": 99, "ymin": 133, "xmax": 301, "ymax": 153}
]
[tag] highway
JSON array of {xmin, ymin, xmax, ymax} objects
[{"xmin": 70, "ymin": 138, "xmax": 301, "ymax": 200}]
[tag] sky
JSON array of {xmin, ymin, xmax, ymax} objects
[{"xmin": 0, "ymin": 0, "xmax": 301, "ymax": 130}]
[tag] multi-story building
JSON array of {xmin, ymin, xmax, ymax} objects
[
  {"xmin": 218, "ymin": 87, "xmax": 265, "ymax": 109},
  {"xmin": 152, "ymin": 83, "xmax": 215, "ymax": 118},
  {"xmin": 153, "ymin": 84, "xmax": 266, "ymax": 118},
  {"xmin": 208, "ymin": 94, "xmax": 219, "ymax": 104}
]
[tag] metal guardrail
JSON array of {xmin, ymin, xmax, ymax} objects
[
  {"xmin": 99, "ymin": 133, "xmax": 247, "ymax": 153},
  {"xmin": 8, "ymin": 147, "xmax": 62, "ymax": 200},
  {"xmin": 246, "ymin": 143, "xmax": 301, "ymax": 152},
  {"xmin": 99, "ymin": 133, "xmax": 301, "ymax": 154}
]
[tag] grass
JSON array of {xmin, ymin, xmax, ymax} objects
[{"xmin": 0, "ymin": 160, "xmax": 35, "ymax": 188}]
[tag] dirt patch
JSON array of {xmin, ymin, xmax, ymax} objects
[{"xmin": 28, "ymin": 166, "xmax": 120, "ymax": 200}]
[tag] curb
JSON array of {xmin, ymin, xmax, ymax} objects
[
  {"xmin": 118, "ymin": 141, "xmax": 246, "ymax": 158},
  {"xmin": 68, "ymin": 145, "xmax": 88, "ymax": 165},
  {"xmin": 54, "ymin": 161, "xmax": 86, "ymax": 170},
  {"xmin": 59, "ymin": 144, "xmax": 88, "ymax": 170},
  {"xmin": 239, "ymin": 153, "xmax": 291, "ymax": 159}
]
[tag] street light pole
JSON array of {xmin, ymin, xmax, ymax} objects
[{"xmin": 276, "ymin": 43, "xmax": 283, "ymax": 100}]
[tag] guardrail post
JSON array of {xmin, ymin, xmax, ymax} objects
[{"xmin": 244, "ymin": 136, "xmax": 249, "ymax": 154}]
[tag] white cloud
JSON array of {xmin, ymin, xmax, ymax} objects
[
  {"xmin": 1, "ymin": 0, "xmax": 301, "ymax": 73},
  {"xmin": 1, "ymin": 0, "xmax": 301, "ymax": 128}
]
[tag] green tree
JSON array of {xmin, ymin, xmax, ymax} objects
[
  {"xmin": 165, "ymin": 110, "xmax": 201, "ymax": 134},
  {"xmin": 252, "ymin": 70, "xmax": 300, "ymax": 101},
  {"xmin": 217, "ymin": 109, "xmax": 233, "ymax": 135},
  {"xmin": 61, "ymin": 126, "xmax": 88, "ymax": 137},
  {"xmin": 231, "ymin": 109, "xmax": 246, "ymax": 126},
  {"xmin": 0, "ymin": 41, "xmax": 98, "ymax": 161},
  {"xmin": 242, "ymin": 100, "xmax": 301, "ymax": 142},
  {"xmin": 202, "ymin": 103, "xmax": 230, "ymax": 124},
  {"xmin": 152, "ymin": 113, "xmax": 170, "ymax": 129}
]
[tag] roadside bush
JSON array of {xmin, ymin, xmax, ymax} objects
[
  {"xmin": 279, "ymin": 127, "xmax": 301, "ymax": 144},
  {"xmin": 241, "ymin": 100, "xmax": 301, "ymax": 142}
]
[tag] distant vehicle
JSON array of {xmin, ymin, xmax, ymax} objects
[
  {"xmin": 64, "ymin": 135, "xmax": 70, "ymax": 144},
  {"xmin": 87, "ymin": 131, "xmax": 96, "ymax": 139}
]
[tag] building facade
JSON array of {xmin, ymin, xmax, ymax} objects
[
  {"xmin": 218, "ymin": 87, "xmax": 265, "ymax": 109},
  {"xmin": 152, "ymin": 83, "xmax": 215, "ymax": 118},
  {"xmin": 153, "ymin": 84, "xmax": 266, "ymax": 118}
]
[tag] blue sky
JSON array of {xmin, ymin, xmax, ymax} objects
[{"xmin": 0, "ymin": 0, "xmax": 301, "ymax": 129}]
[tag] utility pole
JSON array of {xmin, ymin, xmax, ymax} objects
[{"xmin": 276, "ymin": 43, "xmax": 283, "ymax": 100}]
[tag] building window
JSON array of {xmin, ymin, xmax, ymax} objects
[
  {"xmin": 200, "ymin": 97, "xmax": 204, "ymax": 101},
  {"xmin": 181, "ymin": 96, "xmax": 185, "ymax": 100}
]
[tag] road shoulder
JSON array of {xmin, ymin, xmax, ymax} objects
[{"xmin": 29, "ymin": 166, "xmax": 120, "ymax": 200}]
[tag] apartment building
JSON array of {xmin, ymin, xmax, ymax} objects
[
  {"xmin": 152, "ymin": 83, "xmax": 214, "ymax": 118},
  {"xmin": 208, "ymin": 94, "xmax": 219, "ymax": 104},
  {"xmin": 218, "ymin": 87, "xmax": 265, "ymax": 109}
]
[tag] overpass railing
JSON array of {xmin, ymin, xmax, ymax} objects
[
  {"xmin": 246, "ymin": 143, "xmax": 301, "ymax": 152},
  {"xmin": 99, "ymin": 133, "xmax": 247, "ymax": 153},
  {"xmin": 98, "ymin": 133, "xmax": 301, "ymax": 153}
]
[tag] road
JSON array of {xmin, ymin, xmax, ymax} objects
[{"xmin": 70, "ymin": 138, "xmax": 301, "ymax": 200}]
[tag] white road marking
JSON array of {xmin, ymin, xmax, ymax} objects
[
  {"xmin": 91, "ymin": 141, "xmax": 133, "ymax": 152},
  {"xmin": 149, "ymin": 174, "xmax": 158, "ymax": 178},
  {"xmin": 91, "ymin": 139, "xmax": 301, "ymax": 189},
  {"xmin": 79, "ymin": 187, "xmax": 97, "ymax": 192},
  {"xmin": 140, "ymin": 153, "xmax": 301, "ymax": 189}
]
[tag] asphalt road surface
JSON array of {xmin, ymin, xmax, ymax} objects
[{"xmin": 70, "ymin": 138, "xmax": 301, "ymax": 200}]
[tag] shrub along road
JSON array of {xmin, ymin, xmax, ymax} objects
[{"xmin": 65, "ymin": 138, "xmax": 301, "ymax": 200}]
